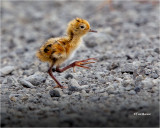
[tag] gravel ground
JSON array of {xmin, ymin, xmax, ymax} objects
[{"xmin": 1, "ymin": 0, "xmax": 159, "ymax": 127}]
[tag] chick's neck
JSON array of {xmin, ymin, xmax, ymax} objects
[{"xmin": 66, "ymin": 29, "xmax": 82, "ymax": 42}]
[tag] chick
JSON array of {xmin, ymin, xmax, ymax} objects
[{"xmin": 36, "ymin": 18, "xmax": 97, "ymax": 88}]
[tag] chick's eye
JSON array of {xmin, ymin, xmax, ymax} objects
[{"xmin": 80, "ymin": 25, "xmax": 84, "ymax": 29}]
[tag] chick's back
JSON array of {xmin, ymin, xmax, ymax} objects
[{"xmin": 36, "ymin": 38, "xmax": 66, "ymax": 65}]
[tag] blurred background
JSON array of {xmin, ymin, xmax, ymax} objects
[{"xmin": 1, "ymin": 0, "xmax": 159, "ymax": 127}]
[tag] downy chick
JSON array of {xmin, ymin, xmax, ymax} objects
[{"xmin": 36, "ymin": 18, "xmax": 97, "ymax": 88}]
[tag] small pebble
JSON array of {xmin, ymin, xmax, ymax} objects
[
  {"xmin": 85, "ymin": 89, "xmax": 90, "ymax": 93},
  {"xmin": 18, "ymin": 79, "xmax": 34, "ymax": 88},
  {"xmin": 27, "ymin": 38, "xmax": 36, "ymax": 43},
  {"xmin": 154, "ymin": 48, "xmax": 159, "ymax": 54},
  {"xmin": 151, "ymin": 72, "xmax": 159, "ymax": 79},
  {"xmin": 20, "ymin": 94, "xmax": 29, "ymax": 101},
  {"xmin": 121, "ymin": 63, "xmax": 135, "ymax": 74},
  {"xmin": 79, "ymin": 85, "xmax": 89, "ymax": 89},
  {"xmin": 128, "ymin": 90, "xmax": 136, "ymax": 95},
  {"xmin": 134, "ymin": 87, "xmax": 140, "ymax": 93},
  {"xmin": 65, "ymin": 74, "xmax": 73, "ymax": 79},
  {"xmin": 49, "ymin": 89, "xmax": 62, "ymax": 97},
  {"xmin": 25, "ymin": 73, "xmax": 47, "ymax": 86},
  {"xmin": 141, "ymin": 79, "xmax": 153, "ymax": 89},
  {"xmin": 125, "ymin": 85, "xmax": 133, "ymax": 91},
  {"xmin": 122, "ymin": 79, "xmax": 134, "ymax": 87},
  {"xmin": 106, "ymin": 85, "xmax": 115, "ymax": 94},
  {"xmin": 108, "ymin": 62, "xmax": 119, "ymax": 70},
  {"xmin": 69, "ymin": 79, "xmax": 81, "ymax": 91},
  {"xmin": 0, "ymin": 66, "xmax": 15, "ymax": 76},
  {"xmin": 7, "ymin": 76, "xmax": 18, "ymax": 86},
  {"xmin": 9, "ymin": 94, "xmax": 18, "ymax": 102},
  {"xmin": 37, "ymin": 93, "xmax": 42, "ymax": 98}
]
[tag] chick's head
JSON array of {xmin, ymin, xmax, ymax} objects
[{"xmin": 67, "ymin": 18, "xmax": 97, "ymax": 36}]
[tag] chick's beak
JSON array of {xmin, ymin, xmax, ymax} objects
[{"xmin": 89, "ymin": 29, "xmax": 97, "ymax": 33}]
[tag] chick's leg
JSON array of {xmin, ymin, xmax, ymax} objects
[
  {"xmin": 56, "ymin": 58, "xmax": 97, "ymax": 73},
  {"xmin": 48, "ymin": 63, "xmax": 67, "ymax": 88}
]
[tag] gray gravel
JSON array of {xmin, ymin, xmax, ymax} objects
[
  {"xmin": 1, "ymin": 0, "xmax": 159, "ymax": 127},
  {"xmin": 18, "ymin": 78, "xmax": 35, "ymax": 88},
  {"xmin": 0, "ymin": 66, "xmax": 15, "ymax": 76}
]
